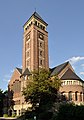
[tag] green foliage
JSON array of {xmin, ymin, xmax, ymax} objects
[
  {"xmin": 12, "ymin": 113, "xmax": 16, "ymax": 117},
  {"xmin": 56, "ymin": 103, "xmax": 84, "ymax": 120},
  {"xmin": 0, "ymin": 89, "xmax": 8, "ymax": 117},
  {"xmin": 3, "ymin": 114, "xmax": 8, "ymax": 117},
  {"xmin": 23, "ymin": 68, "xmax": 62, "ymax": 119},
  {"xmin": 0, "ymin": 89, "xmax": 4, "ymax": 116},
  {"xmin": 23, "ymin": 69, "xmax": 61, "ymax": 107}
]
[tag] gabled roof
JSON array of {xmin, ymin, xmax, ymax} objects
[
  {"xmin": 23, "ymin": 11, "xmax": 48, "ymax": 27},
  {"xmin": 50, "ymin": 62, "xmax": 69, "ymax": 76},
  {"xmin": 9, "ymin": 68, "xmax": 22, "ymax": 85},
  {"xmin": 16, "ymin": 67, "xmax": 22, "ymax": 74},
  {"xmin": 61, "ymin": 68, "xmax": 82, "ymax": 81},
  {"xmin": 20, "ymin": 68, "xmax": 31, "ymax": 78}
]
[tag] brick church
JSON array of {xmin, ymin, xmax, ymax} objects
[{"xmin": 8, "ymin": 12, "xmax": 84, "ymax": 116}]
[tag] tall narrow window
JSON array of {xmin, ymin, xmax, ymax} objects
[
  {"xmin": 68, "ymin": 91, "xmax": 72, "ymax": 101},
  {"xmin": 40, "ymin": 51, "xmax": 42, "ymax": 56},
  {"xmin": 27, "ymin": 60, "xmax": 29, "ymax": 66},
  {"xmin": 38, "ymin": 23, "xmax": 40, "ymax": 27},
  {"xmin": 40, "ymin": 42, "xmax": 42, "ymax": 48},
  {"xmin": 83, "ymin": 93, "xmax": 84, "ymax": 102},
  {"xmin": 26, "ymin": 51, "xmax": 29, "ymax": 58},
  {"xmin": 80, "ymin": 92, "xmax": 82, "ymax": 101},
  {"xmin": 35, "ymin": 21, "xmax": 37, "ymax": 26},
  {"xmin": 43, "ymin": 26, "xmax": 45, "ymax": 30},
  {"xmin": 40, "ymin": 60, "xmax": 42, "ymax": 65},
  {"xmin": 28, "ymin": 42, "xmax": 29, "ymax": 48},
  {"xmin": 75, "ymin": 92, "xmax": 78, "ymax": 101}
]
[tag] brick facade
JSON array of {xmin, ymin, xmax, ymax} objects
[{"xmin": 8, "ymin": 12, "xmax": 84, "ymax": 116}]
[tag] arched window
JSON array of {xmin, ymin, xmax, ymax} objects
[
  {"xmin": 61, "ymin": 92, "xmax": 66, "ymax": 101},
  {"xmin": 75, "ymin": 91, "xmax": 78, "ymax": 101},
  {"xmin": 83, "ymin": 93, "xmax": 84, "ymax": 102},
  {"xmin": 80, "ymin": 92, "xmax": 82, "ymax": 101},
  {"xmin": 68, "ymin": 91, "xmax": 72, "ymax": 101},
  {"xmin": 40, "ymin": 59, "xmax": 43, "ymax": 65},
  {"xmin": 61, "ymin": 91, "xmax": 66, "ymax": 96}
]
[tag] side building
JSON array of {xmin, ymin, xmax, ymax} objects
[
  {"xmin": 8, "ymin": 12, "xmax": 84, "ymax": 116},
  {"xmin": 51, "ymin": 61, "xmax": 84, "ymax": 104}
]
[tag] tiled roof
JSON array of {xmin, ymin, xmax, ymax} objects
[
  {"xmin": 61, "ymin": 68, "xmax": 82, "ymax": 81},
  {"xmin": 16, "ymin": 67, "xmax": 22, "ymax": 74},
  {"xmin": 50, "ymin": 62, "xmax": 69, "ymax": 76},
  {"xmin": 23, "ymin": 11, "xmax": 48, "ymax": 27},
  {"xmin": 20, "ymin": 68, "xmax": 31, "ymax": 77}
]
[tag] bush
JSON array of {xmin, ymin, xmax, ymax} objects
[
  {"xmin": 17, "ymin": 115, "xmax": 33, "ymax": 120},
  {"xmin": 12, "ymin": 113, "xmax": 16, "ymax": 117},
  {"xmin": 3, "ymin": 114, "xmax": 8, "ymax": 117},
  {"xmin": 38, "ymin": 111, "xmax": 53, "ymax": 120},
  {"xmin": 56, "ymin": 103, "xmax": 84, "ymax": 120}
]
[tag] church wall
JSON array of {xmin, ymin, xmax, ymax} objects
[
  {"xmin": 8, "ymin": 12, "xmax": 84, "ymax": 116},
  {"xmin": 60, "ymin": 80, "xmax": 84, "ymax": 104}
]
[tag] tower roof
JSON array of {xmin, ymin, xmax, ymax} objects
[{"xmin": 23, "ymin": 11, "xmax": 48, "ymax": 27}]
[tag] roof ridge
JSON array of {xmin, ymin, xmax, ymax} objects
[
  {"xmin": 33, "ymin": 11, "xmax": 43, "ymax": 21},
  {"xmin": 16, "ymin": 67, "xmax": 22, "ymax": 74},
  {"xmin": 50, "ymin": 61, "xmax": 69, "ymax": 76}
]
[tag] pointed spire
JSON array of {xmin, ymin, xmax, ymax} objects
[{"xmin": 35, "ymin": 8, "xmax": 36, "ymax": 12}]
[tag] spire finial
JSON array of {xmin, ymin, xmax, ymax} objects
[{"xmin": 35, "ymin": 8, "xmax": 36, "ymax": 12}]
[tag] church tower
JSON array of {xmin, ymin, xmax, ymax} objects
[{"xmin": 22, "ymin": 12, "xmax": 49, "ymax": 72}]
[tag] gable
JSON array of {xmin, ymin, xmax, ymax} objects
[
  {"xmin": 61, "ymin": 68, "xmax": 82, "ymax": 81},
  {"xmin": 20, "ymin": 68, "xmax": 31, "ymax": 78},
  {"xmin": 9, "ymin": 68, "xmax": 21, "ymax": 85},
  {"xmin": 50, "ymin": 62, "xmax": 74, "ymax": 79}
]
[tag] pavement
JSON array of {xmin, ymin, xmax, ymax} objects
[{"xmin": 0, "ymin": 117, "xmax": 17, "ymax": 120}]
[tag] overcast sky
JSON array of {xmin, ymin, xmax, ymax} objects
[{"xmin": 0, "ymin": 0, "xmax": 84, "ymax": 91}]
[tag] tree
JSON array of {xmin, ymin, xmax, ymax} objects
[
  {"xmin": 23, "ymin": 69, "xmax": 62, "ymax": 119},
  {"xmin": 56, "ymin": 103, "xmax": 84, "ymax": 120},
  {"xmin": 0, "ymin": 89, "xmax": 9, "ymax": 116},
  {"xmin": 0, "ymin": 89, "xmax": 4, "ymax": 116}
]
